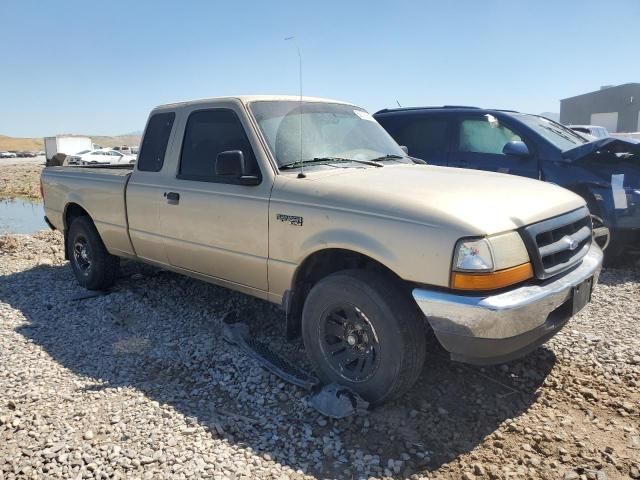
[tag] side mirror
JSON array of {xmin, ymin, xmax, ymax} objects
[
  {"xmin": 502, "ymin": 141, "xmax": 530, "ymax": 157},
  {"xmin": 399, "ymin": 145, "xmax": 409, "ymax": 155},
  {"xmin": 215, "ymin": 150, "xmax": 244, "ymax": 176},
  {"xmin": 215, "ymin": 150, "xmax": 260, "ymax": 185}
]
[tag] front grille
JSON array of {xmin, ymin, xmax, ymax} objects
[{"xmin": 521, "ymin": 206, "xmax": 592, "ymax": 279}]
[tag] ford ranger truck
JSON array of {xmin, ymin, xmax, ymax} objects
[{"xmin": 41, "ymin": 96, "xmax": 603, "ymax": 404}]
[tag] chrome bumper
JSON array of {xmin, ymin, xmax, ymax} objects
[{"xmin": 412, "ymin": 243, "xmax": 603, "ymax": 364}]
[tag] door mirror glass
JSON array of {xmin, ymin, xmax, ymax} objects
[
  {"xmin": 215, "ymin": 150, "xmax": 245, "ymax": 176},
  {"xmin": 399, "ymin": 145, "xmax": 409, "ymax": 155},
  {"xmin": 214, "ymin": 150, "xmax": 260, "ymax": 185},
  {"xmin": 502, "ymin": 141, "xmax": 530, "ymax": 157}
]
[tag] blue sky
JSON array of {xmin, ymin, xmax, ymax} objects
[{"xmin": 1, "ymin": 0, "xmax": 638, "ymax": 137}]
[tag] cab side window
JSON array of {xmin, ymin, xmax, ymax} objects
[
  {"xmin": 138, "ymin": 112, "xmax": 176, "ymax": 172},
  {"xmin": 179, "ymin": 109, "xmax": 260, "ymax": 183},
  {"xmin": 458, "ymin": 118, "xmax": 522, "ymax": 155}
]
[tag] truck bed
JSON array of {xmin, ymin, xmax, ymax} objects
[{"xmin": 41, "ymin": 166, "xmax": 135, "ymax": 257}]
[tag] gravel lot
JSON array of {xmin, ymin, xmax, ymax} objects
[{"xmin": 1, "ymin": 231, "xmax": 639, "ymax": 479}]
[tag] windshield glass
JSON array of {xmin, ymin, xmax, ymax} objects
[
  {"xmin": 249, "ymin": 101, "xmax": 407, "ymax": 168},
  {"xmin": 516, "ymin": 114, "xmax": 587, "ymax": 151}
]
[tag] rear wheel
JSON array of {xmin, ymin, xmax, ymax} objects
[
  {"xmin": 302, "ymin": 270, "xmax": 426, "ymax": 404},
  {"xmin": 67, "ymin": 216, "xmax": 119, "ymax": 290}
]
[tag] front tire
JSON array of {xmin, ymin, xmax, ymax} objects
[
  {"xmin": 302, "ymin": 270, "xmax": 426, "ymax": 404},
  {"xmin": 67, "ymin": 216, "xmax": 119, "ymax": 290}
]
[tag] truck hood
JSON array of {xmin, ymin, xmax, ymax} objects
[
  {"xmin": 562, "ymin": 137, "xmax": 640, "ymax": 162},
  {"xmin": 279, "ymin": 164, "xmax": 585, "ymax": 235}
]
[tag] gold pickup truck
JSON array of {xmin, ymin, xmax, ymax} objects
[{"xmin": 41, "ymin": 96, "xmax": 603, "ymax": 404}]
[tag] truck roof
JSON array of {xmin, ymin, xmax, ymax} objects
[{"xmin": 154, "ymin": 95, "xmax": 355, "ymax": 110}]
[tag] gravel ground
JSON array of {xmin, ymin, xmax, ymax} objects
[{"xmin": 1, "ymin": 231, "xmax": 639, "ymax": 479}]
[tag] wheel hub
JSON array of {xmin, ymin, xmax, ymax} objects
[
  {"xmin": 319, "ymin": 305, "xmax": 380, "ymax": 383},
  {"xmin": 73, "ymin": 237, "xmax": 92, "ymax": 273}
]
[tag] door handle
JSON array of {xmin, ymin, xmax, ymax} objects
[{"xmin": 164, "ymin": 191, "xmax": 180, "ymax": 204}]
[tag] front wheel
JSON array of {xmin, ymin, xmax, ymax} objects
[
  {"xmin": 302, "ymin": 270, "xmax": 426, "ymax": 404},
  {"xmin": 591, "ymin": 214, "xmax": 610, "ymax": 251},
  {"xmin": 67, "ymin": 216, "xmax": 119, "ymax": 290}
]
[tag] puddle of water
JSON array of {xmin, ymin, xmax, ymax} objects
[{"xmin": 0, "ymin": 199, "xmax": 48, "ymax": 234}]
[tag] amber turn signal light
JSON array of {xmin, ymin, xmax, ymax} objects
[{"xmin": 451, "ymin": 263, "xmax": 534, "ymax": 291}]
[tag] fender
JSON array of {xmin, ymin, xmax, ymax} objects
[
  {"xmin": 297, "ymin": 228, "xmax": 398, "ymax": 270},
  {"xmin": 62, "ymin": 194, "xmax": 92, "ymax": 230}
]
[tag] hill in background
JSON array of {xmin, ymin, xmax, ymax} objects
[{"xmin": 0, "ymin": 134, "xmax": 141, "ymax": 151}]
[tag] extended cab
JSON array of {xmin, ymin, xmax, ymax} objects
[{"xmin": 41, "ymin": 96, "xmax": 602, "ymax": 404}]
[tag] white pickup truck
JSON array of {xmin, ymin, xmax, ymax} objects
[{"xmin": 41, "ymin": 96, "xmax": 602, "ymax": 404}]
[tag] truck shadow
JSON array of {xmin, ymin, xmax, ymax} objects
[
  {"xmin": 598, "ymin": 263, "xmax": 640, "ymax": 286},
  {"xmin": 2, "ymin": 261, "xmax": 555, "ymax": 479}
]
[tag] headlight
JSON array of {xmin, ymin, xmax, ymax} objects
[
  {"xmin": 451, "ymin": 231, "xmax": 532, "ymax": 291},
  {"xmin": 453, "ymin": 238, "xmax": 493, "ymax": 271}
]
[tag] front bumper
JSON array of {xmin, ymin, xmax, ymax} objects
[{"xmin": 413, "ymin": 243, "xmax": 603, "ymax": 365}]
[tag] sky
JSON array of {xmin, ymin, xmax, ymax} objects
[{"xmin": 1, "ymin": 0, "xmax": 639, "ymax": 137}]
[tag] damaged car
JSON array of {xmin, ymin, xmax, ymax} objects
[{"xmin": 374, "ymin": 107, "xmax": 640, "ymax": 256}]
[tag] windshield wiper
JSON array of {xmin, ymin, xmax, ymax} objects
[
  {"xmin": 540, "ymin": 124, "xmax": 584, "ymax": 145},
  {"xmin": 370, "ymin": 154, "xmax": 427, "ymax": 165},
  {"xmin": 279, "ymin": 157, "xmax": 383, "ymax": 170},
  {"xmin": 370, "ymin": 154, "xmax": 404, "ymax": 162}
]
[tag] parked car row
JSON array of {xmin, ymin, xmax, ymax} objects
[
  {"xmin": 0, "ymin": 150, "xmax": 41, "ymax": 158},
  {"xmin": 41, "ymin": 95, "xmax": 605, "ymax": 404},
  {"xmin": 112, "ymin": 145, "xmax": 139, "ymax": 155},
  {"xmin": 67, "ymin": 148, "xmax": 137, "ymax": 165},
  {"xmin": 569, "ymin": 124, "xmax": 610, "ymax": 140},
  {"xmin": 43, "ymin": 136, "xmax": 139, "ymax": 166}
]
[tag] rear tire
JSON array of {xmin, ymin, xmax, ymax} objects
[
  {"xmin": 67, "ymin": 216, "xmax": 119, "ymax": 290},
  {"xmin": 301, "ymin": 270, "xmax": 426, "ymax": 405}
]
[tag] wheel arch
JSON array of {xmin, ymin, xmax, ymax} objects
[
  {"xmin": 284, "ymin": 247, "xmax": 407, "ymax": 338},
  {"xmin": 63, "ymin": 202, "xmax": 94, "ymax": 259},
  {"xmin": 565, "ymin": 183, "xmax": 605, "ymax": 218}
]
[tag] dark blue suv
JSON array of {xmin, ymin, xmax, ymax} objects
[{"xmin": 374, "ymin": 106, "xmax": 640, "ymax": 255}]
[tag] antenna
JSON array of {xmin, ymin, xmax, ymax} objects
[
  {"xmin": 285, "ymin": 36, "xmax": 305, "ymax": 178},
  {"xmin": 396, "ymin": 100, "xmax": 402, "ymax": 107}
]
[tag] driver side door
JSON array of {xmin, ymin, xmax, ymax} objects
[{"xmin": 159, "ymin": 105, "xmax": 271, "ymax": 291}]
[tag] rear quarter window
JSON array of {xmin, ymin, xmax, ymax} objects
[{"xmin": 137, "ymin": 112, "xmax": 176, "ymax": 172}]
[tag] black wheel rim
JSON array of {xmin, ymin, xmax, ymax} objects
[
  {"xmin": 318, "ymin": 304, "xmax": 380, "ymax": 382},
  {"xmin": 591, "ymin": 214, "xmax": 610, "ymax": 251},
  {"xmin": 73, "ymin": 236, "xmax": 92, "ymax": 274}
]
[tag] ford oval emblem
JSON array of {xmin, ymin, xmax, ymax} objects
[{"xmin": 565, "ymin": 236, "xmax": 579, "ymax": 251}]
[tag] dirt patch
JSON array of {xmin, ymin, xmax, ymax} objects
[{"xmin": 0, "ymin": 164, "xmax": 42, "ymax": 200}]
